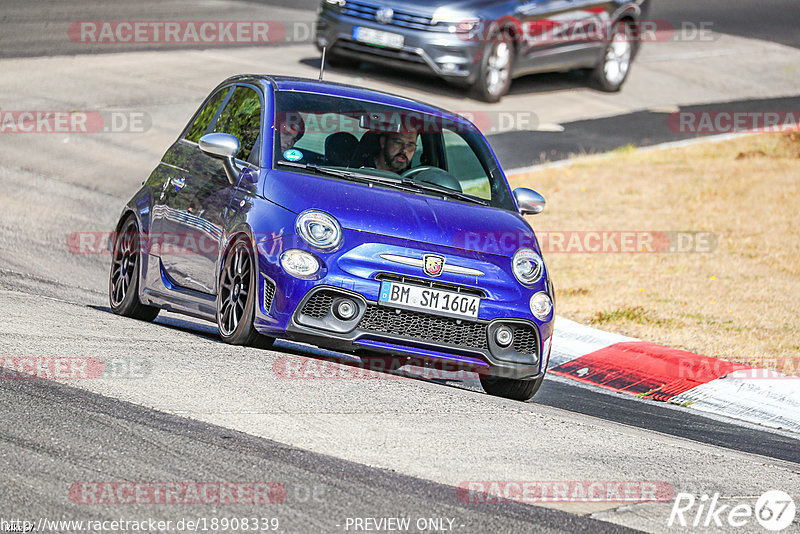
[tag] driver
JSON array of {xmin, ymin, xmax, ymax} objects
[{"xmin": 373, "ymin": 130, "xmax": 417, "ymax": 174}]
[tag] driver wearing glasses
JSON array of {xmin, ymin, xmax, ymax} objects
[{"xmin": 373, "ymin": 130, "xmax": 418, "ymax": 174}]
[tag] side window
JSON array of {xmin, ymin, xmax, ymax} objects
[
  {"xmin": 184, "ymin": 88, "xmax": 229, "ymax": 143},
  {"xmin": 212, "ymin": 86, "xmax": 262, "ymax": 164},
  {"xmin": 442, "ymin": 130, "xmax": 491, "ymax": 200},
  {"xmin": 410, "ymin": 135, "xmax": 424, "ymax": 167},
  {"xmin": 288, "ymin": 112, "xmax": 321, "ymax": 153}
]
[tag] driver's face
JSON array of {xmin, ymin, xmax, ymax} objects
[{"xmin": 381, "ymin": 131, "xmax": 417, "ymax": 172}]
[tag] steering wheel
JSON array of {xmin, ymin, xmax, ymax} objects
[{"xmin": 400, "ymin": 166, "xmax": 438, "ymax": 180}]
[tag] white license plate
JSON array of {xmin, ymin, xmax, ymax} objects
[
  {"xmin": 353, "ymin": 26, "xmax": 404, "ymax": 49},
  {"xmin": 378, "ymin": 281, "xmax": 480, "ymax": 320}
]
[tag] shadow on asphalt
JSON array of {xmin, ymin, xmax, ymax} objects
[{"xmin": 299, "ymin": 56, "xmax": 588, "ymax": 102}]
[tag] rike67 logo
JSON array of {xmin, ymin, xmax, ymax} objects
[{"xmin": 669, "ymin": 490, "xmax": 796, "ymax": 531}]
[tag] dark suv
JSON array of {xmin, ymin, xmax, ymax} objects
[{"xmin": 316, "ymin": 0, "xmax": 649, "ymax": 102}]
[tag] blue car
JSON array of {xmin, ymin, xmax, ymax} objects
[{"xmin": 109, "ymin": 75, "xmax": 554, "ymax": 400}]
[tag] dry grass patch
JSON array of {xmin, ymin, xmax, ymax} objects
[{"xmin": 510, "ymin": 132, "xmax": 800, "ymax": 375}]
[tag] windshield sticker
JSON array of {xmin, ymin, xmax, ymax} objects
[{"xmin": 283, "ymin": 149, "xmax": 303, "ymax": 162}]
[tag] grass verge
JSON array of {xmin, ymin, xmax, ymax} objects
[{"xmin": 510, "ymin": 132, "xmax": 800, "ymax": 375}]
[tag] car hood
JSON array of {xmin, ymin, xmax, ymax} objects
[
  {"xmin": 362, "ymin": 0, "xmax": 489, "ymax": 15},
  {"xmin": 263, "ymin": 169, "xmax": 537, "ymax": 257}
]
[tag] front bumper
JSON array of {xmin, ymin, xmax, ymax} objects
[
  {"xmin": 253, "ymin": 233, "xmax": 554, "ymax": 380},
  {"xmin": 316, "ymin": 9, "xmax": 483, "ymax": 82}
]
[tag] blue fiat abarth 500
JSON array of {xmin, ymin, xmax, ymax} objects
[{"xmin": 109, "ymin": 75, "xmax": 554, "ymax": 400}]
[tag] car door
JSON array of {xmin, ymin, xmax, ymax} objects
[
  {"xmin": 150, "ymin": 85, "xmax": 232, "ymax": 293},
  {"xmin": 514, "ymin": 0, "xmax": 612, "ymax": 73},
  {"xmin": 163, "ymin": 84, "xmax": 264, "ymax": 294}
]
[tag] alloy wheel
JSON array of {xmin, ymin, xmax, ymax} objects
[
  {"xmin": 485, "ymin": 41, "xmax": 512, "ymax": 97},
  {"xmin": 603, "ymin": 29, "xmax": 632, "ymax": 86},
  {"xmin": 110, "ymin": 220, "xmax": 139, "ymax": 307},
  {"xmin": 218, "ymin": 242, "xmax": 252, "ymax": 337}
]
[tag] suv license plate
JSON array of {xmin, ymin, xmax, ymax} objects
[{"xmin": 353, "ymin": 26, "xmax": 404, "ymax": 49}]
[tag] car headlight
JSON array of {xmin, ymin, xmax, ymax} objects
[
  {"xmin": 324, "ymin": 0, "xmax": 346, "ymax": 8},
  {"xmin": 456, "ymin": 19, "xmax": 481, "ymax": 33},
  {"xmin": 296, "ymin": 210, "xmax": 342, "ymax": 251},
  {"xmin": 432, "ymin": 16, "xmax": 481, "ymax": 34},
  {"xmin": 512, "ymin": 248, "xmax": 544, "ymax": 285},
  {"xmin": 280, "ymin": 249, "xmax": 320, "ymax": 278},
  {"xmin": 530, "ymin": 292, "xmax": 552, "ymax": 320}
]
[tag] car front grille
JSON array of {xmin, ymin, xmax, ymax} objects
[
  {"xmin": 300, "ymin": 290, "xmax": 538, "ymax": 359},
  {"xmin": 512, "ymin": 326, "xmax": 539, "ymax": 356},
  {"xmin": 341, "ymin": 1, "xmax": 438, "ymax": 31},
  {"xmin": 301, "ymin": 291, "xmax": 336, "ymax": 319},
  {"xmin": 358, "ymin": 305, "xmax": 488, "ymax": 350}
]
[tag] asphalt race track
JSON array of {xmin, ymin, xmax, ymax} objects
[
  {"xmin": 1, "ymin": 378, "xmax": 632, "ymax": 533},
  {"xmin": 1, "ymin": 0, "xmax": 799, "ymax": 533},
  {"xmin": 651, "ymin": 0, "xmax": 800, "ymax": 50}
]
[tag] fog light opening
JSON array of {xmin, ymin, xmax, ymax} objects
[
  {"xmin": 495, "ymin": 326, "xmax": 514, "ymax": 347},
  {"xmin": 441, "ymin": 62, "xmax": 458, "ymax": 73},
  {"xmin": 333, "ymin": 298, "xmax": 357, "ymax": 321}
]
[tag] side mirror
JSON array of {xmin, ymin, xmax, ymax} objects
[
  {"xmin": 513, "ymin": 188, "xmax": 546, "ymax": 215},
  {"xmin": 199, "ymin": 133, "xmax": 241, "ymax": 185}
]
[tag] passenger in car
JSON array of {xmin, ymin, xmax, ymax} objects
[{"xmin": 277, "ymin": 112, "xmax": 305, "ymax": 152}]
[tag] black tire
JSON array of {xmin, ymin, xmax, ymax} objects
[
  {"xmin": 472, "ymin": 33, "xmax": 515, "ymax": 103},
  {"xmin": 591, "ymin": 20, "xmax": 635, "ymax": 92},
  {"xmin": 480, "ymin": 373, "xmax": 544, "ymax": 401},
  {"xmin": 109, "ymin": 216, "xmax": 160, "ymax": 321},
  {"xmin": 217, "ymin": 237, "xmax": 275, "ymax": 349}
]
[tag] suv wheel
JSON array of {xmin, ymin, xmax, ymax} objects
[
  {"xmin": 591, "ymin": 21, "xmax": 634, "ymax": 92},
  {"xmin": 472, "ymin": 35, "xmax": 514, "ymax": 103}
]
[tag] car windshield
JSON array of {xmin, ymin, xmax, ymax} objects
[{"xmin": 272, "ymin": 90, "xmax": 515, "ymax": 210}]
